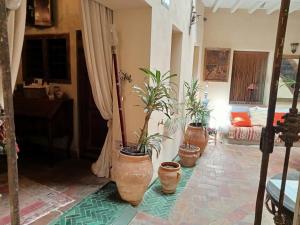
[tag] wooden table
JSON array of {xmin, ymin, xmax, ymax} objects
[{"xmin": 265, "ymin": 172, "xmax": 299, "ymax": 225}]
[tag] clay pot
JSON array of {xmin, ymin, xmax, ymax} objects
[
  {"xmin": 186, "ymin": 123, "xmax": 208, "ymax": 155},
  {"xmin": 114, "ymin": 151, "xmax": 153, "ymax": 206},
  {"xmin": 158, "ymin": 162, "xmax": 181, "ymax": 194},
  {"xmin": 178, "ymin": 145, "xmax": 201, "ymax": 167}
]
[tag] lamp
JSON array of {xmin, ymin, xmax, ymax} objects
[
  {"xmin": 248, "ymin": 83, "xmax": 257, "ymax": 102},
  {"xmin": 189, "ymin": 2, "xmax": 205, "ymax": 35},
  {"xmin": 247, "ymin": 83, "xmax": 257, "ymax": 90},
  {"xmin": 291, "ymin": 43, "xmax": 299, "ymax": 54}
]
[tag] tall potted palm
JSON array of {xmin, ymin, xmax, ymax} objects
[
  {"xmin": 114, "ymin": 68, "xmax": 175, "ymax": 206},
  {"xmin": 185, "ymin": 80, "xmax": 210, "ymax": 155}
]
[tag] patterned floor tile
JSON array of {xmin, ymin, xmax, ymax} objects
[
  {"xmin": 138, "ymin": 161, "xmax": 194, "ymax": 219},
  {"xmin": 50, "ymin": 182, "xmax": 135, "ymax": 225}
]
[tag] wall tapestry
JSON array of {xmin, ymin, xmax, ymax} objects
[{"xmin": 204, "ymin": 48, "xmax": 231, "ymax": 82}]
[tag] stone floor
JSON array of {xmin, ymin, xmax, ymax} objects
[
  {"xmin": 1, "ymin": 143, "xmax": 300, "ymax": 225},
  {"xmin": 130, "ymin": 144, "xmax": 300, "ymax": 225}
]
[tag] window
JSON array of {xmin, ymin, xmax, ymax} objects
[
  {"xmin": 229, "ymin": 51, "xmax": 269, "ymax": 104},
  {"xmin": 22, "ymin": 34, "xmax": 70, "ymax": 83}
]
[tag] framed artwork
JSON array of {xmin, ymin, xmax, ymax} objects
[
  {"xmin": 204, "ymin": 48, "xmax": 231, "ymax": 82},
  {"xmin": 27, "ymin": 0, "xmax": 54, "ymax": 27},
  {"xmin": 278, "ymin": 55, "xmax": 300, "ymax": 100}
]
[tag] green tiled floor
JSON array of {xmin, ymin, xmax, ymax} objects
[
  {"xmin": 51, "ymin": 159, "xmax": 195, "ymax": 225},
  {"xmin": 139, "ymin": 163, "xmax": 194, "ymax": 219},
  {"xmin": 50, "ymin": 182, "xmax": 136, "ymax": 225}
]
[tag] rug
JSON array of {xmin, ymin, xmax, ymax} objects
[
  {"xmin": 50, "ymin": 158, "xmax": 195, "ymax": 225},
  {"xmin": 0, "ymin": 175, "xmax": 74, "ymax": 225}
]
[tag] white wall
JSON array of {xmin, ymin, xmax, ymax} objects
[
  {"xmin": 202, "ymin": 9, "xmax": 300, "ymax": 128},
  {"xmin": 109, "ymin": 0, "xmax": 205, "ymax": 181},
  {"xmin": 113, "ymin": 7, "xmax": 152, "ymax": 145}
]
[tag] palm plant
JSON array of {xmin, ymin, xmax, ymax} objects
[
  {"xmin": 184, "ymin": 80, "xmax": 210, "ymax": 127},
  {"xmin": 133, "ymin": 68, "xmax": 176, "ymax": 157},
  {"xmin": 281, "ymin": 75, "xmax": 296, "ymax": 89}
]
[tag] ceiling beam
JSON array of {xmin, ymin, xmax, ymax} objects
[
  {"xmin": 212, "ymin": 0, "xmax": 223, "ymax": 13},
  {"xmin": 266, "ymin": 2, "xmax": 280, "ymax": 15},
  {"xmin": 248, "ymin": 1, "xmax": 264, "ymax": 14},
  {"xmin": 289, "ymin": 3, "xmax": 300, "ymax": 14},
  {"xmin": 231, "ymin": 0, "xmax": 243, "ymax": 13}
]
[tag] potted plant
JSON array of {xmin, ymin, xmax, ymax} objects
[
  {"xmin": 165, "ymin": 103, "xmax": 201, "ymax": 167},
  {"xmin": 158, "ymin": 161, "xmax": 181, "ymax": 194},
  {"xmin": 184, "ymin": 80, "xmax": 210, "ymax": 155},
  {"xmin": 114, "ymin": 68, "xmax": 176, "ymax": 206}
]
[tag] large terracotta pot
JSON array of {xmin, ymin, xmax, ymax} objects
[
  {"xmin": 186, "ymin": 123, "xmax": 208, "ymax": 155},
  {"xmin": 178, "ymin": 145, "xmax": 201, "ymax": 167},
  {"xmin": 114, "ymin": 151, "xmax": 153, "ymax": 206},
  {"xmin": 158, "ymin": 162, "xmax": 181, "ymax": 194}
]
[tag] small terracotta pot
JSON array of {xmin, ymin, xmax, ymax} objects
[
  {"xmin": 158, "ymin": 162, "xmax": 181, "ymax": 194},
  {"xmin": 186, "ymin": 124, "xmax": 208, "ymax": 156},
  {"xmin": 178, "ymin": 145, "xmax": 201, "ymax": 167},
  {"xmin": 114, "ymin": 151, "xmax": 153, "ymax": 206}
]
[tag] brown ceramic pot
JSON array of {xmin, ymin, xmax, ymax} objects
[
  {"xmin": 114, "ymin": 151, "xmax": 153, "ymax": 206},
  {"xmin": 178, "ymin": 145, "xmax": 201, "ymax": 167},
  {"xmin": 158, "ymin": 162, "xmax": 181, "ymax": 194},
  {"xmin": 186, "ymin": 124, "xmax": 208, "ymax": 155}
]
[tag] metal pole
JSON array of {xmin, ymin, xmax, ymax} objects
[
  {"xmin": 254, "ymin": 0, "xmax": 291, "ymax": 224},
  {"xmin": 275, "ymin": 58, "xmax": 300, "ymax": 224},
  {"xmin": 0, "ymin": 1, "xmax": 20, "ymax": 224}
]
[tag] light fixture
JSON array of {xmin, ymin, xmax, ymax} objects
[
  {"xmin": 247, "ymin": 83, "xmax": 257, "ymax": 90},
  {"xmin": 161, "ymin": 0, "xmax": 170, "ymax": 9},
  {"xmin": 291, "ymin": 43, "xmax": 299, "ymax": 54},
  {"xmin": 189, "ymin": 4, "xmax": 204, "ymax": 35}
]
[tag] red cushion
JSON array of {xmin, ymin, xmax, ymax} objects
[
  {"xmin": 274, "ymin": 113, "xmax": 285, "ymax": 126},
  {"xmin": 231, "ymin": 112, "xmax": 252, "ymax": 127}
]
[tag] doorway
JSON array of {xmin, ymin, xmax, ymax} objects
[
  {"xmin": 170, "ymin": 26, "xmax": 183, "ymax": 100},
  {"xmin": 76, "ymin": 30, "xmax": 108, "ymax": 159}
]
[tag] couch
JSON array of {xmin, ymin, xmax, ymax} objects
[{"xmin": 225, "ymin": 105, "xmax": 291, "ymax": 145}]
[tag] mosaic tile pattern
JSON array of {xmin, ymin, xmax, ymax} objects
[
  {"xmin": 49, "ymin": 160, "xmax": 195, "ymax": 225},
  {"xmin": 50, "ymin": 183, "xmax": 133, "ymax": 225},
  {"xmin": 46, "ymin": 144, "xmax": 300, "ymax": 225},
  {"xmin": 139, "ymin": 162, "xmax": 194, "ymax": 219}
]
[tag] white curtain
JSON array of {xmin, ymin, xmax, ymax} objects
[
  {"xmin": 0, "ymin": 0, "xmax": 26, "ymax": 104},
  {"xmin": 80, "ymin": 0, "xmax": 114, "ymax": 178}
]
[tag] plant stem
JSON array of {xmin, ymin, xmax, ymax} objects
[{"xmin": 137, "ymin": 112, "xmax": 151, "ymax": 151}]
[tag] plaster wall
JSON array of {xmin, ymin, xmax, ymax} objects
[
  {"xmin": 132, "ymin": 0, "xmax": 204, "ymax": 179},
  {"xmin": 112, "ymin": 7, "xmax": 152, "ymax": 145},
  {"xmin": 111, "ymin": 0, "xmax": 205, "ymax": 181},
  {"xmin": 202, "ymin": 9, "xmax": 300, "ymax": 128}
]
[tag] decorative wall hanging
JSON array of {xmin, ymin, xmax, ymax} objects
[
  {"xmin": 204, "ymin": 48, "xmax": 231, "ymax": 82},
  {"xmin": 26, "ymin": 0, "xmax": 54, "ymax": 27}
]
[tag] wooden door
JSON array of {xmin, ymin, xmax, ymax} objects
[
  {"xmin": 229, "ymin": 51, "xmax": 269, "ymax": 104},
  {"xmin": 77, "ymin": 30, "xmax": 108, "ymax": 159}
]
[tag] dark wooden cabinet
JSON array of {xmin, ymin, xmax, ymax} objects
[{"xmin": 14, "ymin": 97, "xmax": 73, "ymax": 159}]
